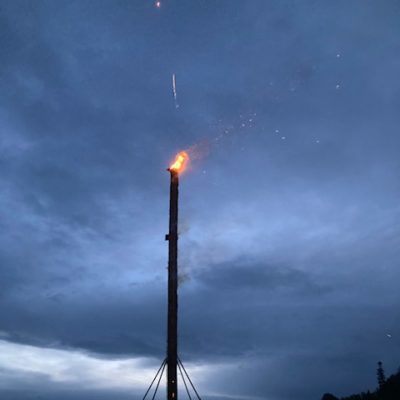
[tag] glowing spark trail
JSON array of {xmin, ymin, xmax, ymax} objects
[{"xmin": 172, "ymin": 73, "xmax": 179, "ymax": 108}]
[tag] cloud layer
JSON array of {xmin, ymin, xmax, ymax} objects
[{"xmin": 1, "ymin": 1, "xmax": 400, "ymax": 399}]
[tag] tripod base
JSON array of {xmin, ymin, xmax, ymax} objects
[{"xmin": 142, "ymin": 357, "xmax": 202, "ymax": 400}]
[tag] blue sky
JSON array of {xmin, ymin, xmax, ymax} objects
[{"xmin": 1, "ymin": 1, "xmax": 400, "ymax": 399}]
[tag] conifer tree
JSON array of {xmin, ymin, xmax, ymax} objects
[{"xmin": 377, "ymin": 360, "xmax": 386, "ymax": 389}]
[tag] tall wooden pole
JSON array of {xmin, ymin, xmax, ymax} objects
[{"xmin": 166, "ymin": 169, "xmax": 179, "ymax": 400}]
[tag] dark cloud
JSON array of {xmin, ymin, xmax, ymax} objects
[
  {"xmin": 1, "ymin": 0, "xmax": 400, "ymax": 399},
  {"xmin": 194, "ymin": 259, "xmax": 329, "ymax": 294}
]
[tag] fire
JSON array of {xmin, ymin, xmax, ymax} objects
[{"xmin": 169, "ymin": 151, "xmax": 189, "ymax": 173}]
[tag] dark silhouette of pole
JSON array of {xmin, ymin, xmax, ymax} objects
[
  {"xmin": 166, "ymin": 168, "xmax": 179, "ymax": 400},
  {"xmin": 142, "ymin": 153, "xmax": 201, "ymax": 400}
]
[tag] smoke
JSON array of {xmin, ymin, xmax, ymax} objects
[{"xmin": 178, "ymin": 271, "xmax": 191, "ymax": 286}]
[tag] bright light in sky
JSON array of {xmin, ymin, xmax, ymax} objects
[
  {"xmin": 0, "ymin": 339, "xmax": 155, "ymax": 389},
  {"xmin": 0, "ymin": 339, "xmax": 241, "ymax": 397}
]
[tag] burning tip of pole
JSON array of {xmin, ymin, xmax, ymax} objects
[{"xmin": 168, "ymin": 151, "xmax": 189, "ymax": 173}]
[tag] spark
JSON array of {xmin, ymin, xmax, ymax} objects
[
  {"xmin": 155, "ymin": 1, "xmax": 161, "ymax": 8},
  {"xmin": 336, "ymin": 84, "xmax": 341, "ymax": 89},
  {"xmin": 172, "ymin": 73, "xmax": 179, "ymax": 108},
  {"xmin": 387, "ymin": 334, "xmax": 392, "ymax": 338}
]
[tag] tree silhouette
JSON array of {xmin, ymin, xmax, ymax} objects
[
  {"xmin": 377, "ymin": 361, "xmax": 386, "ymax": 389},
  {"xmin": 321, "ymin": 394, "xmax": 339, "ymax": 400},
  {"xmin": 320, "ymin": 362, "xmax": 400, "ymax": 400}
]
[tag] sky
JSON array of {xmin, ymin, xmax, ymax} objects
[{"xmin": 1, "ymin": 1, "xmax": 400, "ymax": 399}]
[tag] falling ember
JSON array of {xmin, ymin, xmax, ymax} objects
[
  {"xmin": 169, "ymin": 151, "xmax": 189, "ymax": 173},
  {"xmin": 172, "ymin": 74, "xmax": 177, "ymax": 98},
  {"xmin": 172, "ymin": 73, "xmax": 179, "ymax": 108}
]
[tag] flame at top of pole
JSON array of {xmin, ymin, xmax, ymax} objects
[{"xmin": 168, "ymin": 151, "xmax": 189, "ymax": 173}]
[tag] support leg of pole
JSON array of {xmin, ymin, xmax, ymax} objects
[{"xmin": 142, "ymin": 358, "xmax": 167, "ymax": 400}]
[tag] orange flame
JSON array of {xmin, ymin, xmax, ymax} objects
[{"xmin": 169, "ymin": 151, "xmax": 189, "ymax": 173}]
